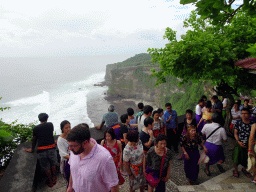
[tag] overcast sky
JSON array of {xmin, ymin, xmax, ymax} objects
[{"xmin": 0, "ymin": 0, "xmax": 243, "ymax": 57}]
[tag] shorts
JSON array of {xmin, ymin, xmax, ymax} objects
[{"xmin": 37, "ymin": 148, "xmax": 57, "ymax": 172}]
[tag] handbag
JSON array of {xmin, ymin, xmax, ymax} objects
[
  {"xmin": 146, "ymin": 149, "xmax": 166, "ymax": 187},
  {"xmin": 198, "ymin": 152, "xmax": 210, "ymax": 164}
]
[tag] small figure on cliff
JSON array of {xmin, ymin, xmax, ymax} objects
[
  {"xmin": 66, "ymin": 123, "xmax": 119, "ymax": 192},
  {"xmin": 163, "ymin": 103, "xmax": 179, "ymax": 153},
  {"xmin": 23, "ymin": 113, "xmax": 57, "ymax": 188}
]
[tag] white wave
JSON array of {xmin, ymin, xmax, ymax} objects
[{"xmin": 73, "ymin": 72, "xmax": 105, "ymax": 87}]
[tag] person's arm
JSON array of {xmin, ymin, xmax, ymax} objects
[
  {"xmin": 123, "ymin": 160, "xmax": 134, "ymax": 180},
  {"xmin": 143, "ymin": 131, "xmax": 153, "ymax": 148},
  {"xmin": 110, "ymin": 184, "xmax": 119, "ymax": 192},
  {"xmin": 123, "ymin": 133, "xmax": 128, "ymax": 145},
  {"xmin": 164, "ymin": 124, "xmax": 167, "ymax": 136},
  {"xmin": 130, "ymin": 124, "xmax": 138, "ymax": 128},
  {"xmin": 164, "ymin": 160, "xmax": 172, "ymax": 182},
  {"xmin": 166, "ymin": 115, "xmax": 172, "ymax": 123},
  {"xmin": 95, "ymin": 121, "xmax": 105, "ymax": 130},
  {"xmin": 23, "ymin": 136, "xmax": 37, "ymax": 152},
  {"xmin": 66, "ymin": 173, "xmax": 73, "ymax": 192},
  {"xmin": 197, "ymin": 117, "xmax": 204, "ymax": 128},
  {"xmin": 100, "ymin": 139, "xmax": 105, "ymax": 146},
  {"xmin": 200, "ymin": 142, "xmax": 208, "ymax": 154},
  {"xmin": 248, "ymin": 124, "xmax": 256, "ymax": 156},
  {"xmin": 57, "ymin": 137, "xmax": 70, "ymax": 159},
  {"xmin": 181, "ymin": 146, "xmax": 189, "ymax": 160},
  {"xmin": 117, "ymin": 140, "xmax": 122, "ymax": 168}
]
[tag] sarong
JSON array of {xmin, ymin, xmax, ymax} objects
[
  {"xmin": 146, "ymin": 167, "xmax": 167, "ymax": 192},
  {"xmin": 183, "ymin": 149, "xmax": 200, "ymax": 180},
  {"xmin": 205, "ymin": 142, "xmax": 225, "ymax": 165},
  {"xmin": 195, "ymin": 114, "xmax": 204, "ymax": 133},
  {"xmin": 64, "ymin": 160, "xmax": 70, "ymax": 186},
  {"xmin": 232, "ymin": 142, "xmax": 248, "ymax": 167}
]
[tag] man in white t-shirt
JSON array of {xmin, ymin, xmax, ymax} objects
[
  {"xmin": 195, "ymin": 98, "xmax": 205, "ymax": 133},
  {"xmin": 202, "ymin": 113, "xmax": 227, "ymax": 175},
  {"xmin": 137, "ymin": 105, "xmax": 153, "ymax": 132}
]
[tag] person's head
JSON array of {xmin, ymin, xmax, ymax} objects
[
  {"xmin": 152, "ymin": 110, "xmax": 160, "ymax": 121},
  {"xmin": 233, "ymin": 102, "xmax": 239, "ymax": 111},
  {"xmin": 127, "ymin": 108, "xmax": 134, "ymax": 116},
  {"xmin": 211, "ymin": 95, "xmax": 218, "ymax": 103},
  {"xmin": 120, "ymin": 114, "xmax": 129, "ymax": 124},
  {"xmin": 66, "ymin": 123, "xmax": 90, "ymax": 155},
  {"xmin": 244, "ymin": 99, "xmax": 249, "ymax": 105},
  {"xmin": 144, "ymin": 117, "xmax": 154, "ymax": 129},
  {"xmin": 165, "ymin": 103, "xmax": 172, "ymax": 112},
  {"xmin": 143, "ymin": 105, "xmax": 153, "ymax": 115},
  {"xmin": 249, "ymin": 98, "xmax": 253, "ymax": 104},
  {"xmin": 198, "ymin": 98, "xmax": 205, "ymax": 107},
  {"xmin": 138, "ymin": 102, "xmax": 144, "ymax": 111},
  {"xmin": 155, "ymin": 134, "xmax": 168, "ymax": 150},
  {"xmin": 127, "ymin": 130, "xmax": 139, "ymax": 143},
  {"xmin": 186, "ymin": 125, "xmax": 197, "ymax": 138},
  {"xmin": 104, "ymin": 128, "xmax": 116, "ymax": 142},
  {"xmin": 212, "ymin": 112, "xmax": 221, "ymax": 124},
  {"xmin": 108, "ymin": 105, "xmax": 115, "ymax": 112},
  {"xmin": 236, "ymin": 99, "xmax": 241, "ymax": 106},
  {"xmin": 157, "ymin": 108, "xmax": 164, "ymax": 117},
  {"xmin": 186, "ymin": 109, "xmax": 193, "ymax": 120},
  {"xmin": 241, "ymin": 108, "xmax": 251, "ymax": 121},
  {"xmin": 206, "ymin": 100, "xmax": 212, "ymax": 111},
  {"xmin": 60, "ymin": 120, "xmax": 71, "ymax": 134},
  {"xmin": 38, "ymin": 113, "xmax": 49, "ymax": 123},
  {"xmin": 201, "ymin": 95, "xmax": 207, "ymax": 102}
]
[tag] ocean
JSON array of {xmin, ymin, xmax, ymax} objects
[{"xmin": 0, "ymin": 55, "xmax": 133, "ymax": 135}]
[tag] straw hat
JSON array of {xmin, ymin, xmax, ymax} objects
[{"xmin": 247, "ymin": 154, "xmax": 256, "ymax": 173}]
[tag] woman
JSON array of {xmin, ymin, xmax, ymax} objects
[
  {"xmin": 180, "ymin": 125, "xmax": 207, "ymax": 185},
  {"xmin": 202, "ymin": 113, "xmax": 227, "ymax": 176},
  {"xmin": 57, "ymin": 120, "xmax": 71, "ymax": 185},
  {"xmin": 100, "ymin": 128, "xmax": 124, "ymax": 185},
  {"xmin": 178, "ymin": 109, "xmax": 197, "ymax": 160},
  {"xmin": 123, "ymin": 130, "xmax": 145, "ymax": 192},
  {"xmin": 230, "ymin": 102, "xmax": 241, "ymax": 150},
  {"xmin": 248, "ymin": 123, "xmax": 256, "ymax": 183},
  {"xmin": 157, "ymin": 108, "xmax": 164, "ymax": 122},
  {"xmin": 145, "ymin": 134, "xmax": 172, "ymax": 192},
  {"xmin": 221, "ymin": 95, "xmax": 228, "ymax": 120},
  {"xmin": 197, "ymin": 101, "xmax": 213, "ymax": 128},
  {"xmin": 140, "ymin": 117, "xmax": 155, "ymax": 154},
  {"xmin": 152, "ymin": 110, "xmax": 166, "ymax": 138},
  {"xmin": 127, "ymin": 107, "xmax": 137, "ymax": 124}
]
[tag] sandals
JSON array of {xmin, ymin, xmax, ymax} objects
[
  {"xmin": 242, "ymin": 168, "xmax": 252, "ymax": 178},
  {"xmin": 204, "ymin": 169, "xmax": 211, "ymax": 176},
  {"xmin": 217, "ymin": 164, "xmax": 225, "ymax": 173},
  {"xmin": 233, "ymin": 170, "xmax": 239, "ymax": 178}
]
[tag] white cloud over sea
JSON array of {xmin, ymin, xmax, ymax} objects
[{"xmin": 0, "ymin": 0, "xmax": 243, "ymax": 57}]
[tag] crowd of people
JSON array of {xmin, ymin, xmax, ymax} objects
[{"xmin": 23, "ymin": 95, "xmax": 256, "ymax": 192}]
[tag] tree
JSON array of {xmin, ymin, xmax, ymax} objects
[{"xmin": 148, "ymin": 11, "xmax": 256, "ymax": 135}]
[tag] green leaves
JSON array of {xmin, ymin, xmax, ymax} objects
[
  {"xmin": 246, "ymin": 43, "xmax": 256, "ymax": 57},
  {"xmin": 180, "ymin": 0, "xmax": 197, "ymax": 5}
]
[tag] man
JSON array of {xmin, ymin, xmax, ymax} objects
[
  {"xmin": 240, "ymin": 99, "xmax": 252, "ymax": 111},
  {"xmin": 137, "ymin": 105, "xmax": 153, "ymax": 133},
  {"xmin": 232, "ymin": 108, "xmax": 253, "ymax": 178},
  {"xmin": 211, "ymin": 95, "xmax": 224, "ymax": 126},
  {"xmin": 163, "ymin": 103, "xmax": 179, "ymax": 152},
  {"xmin": 134, "ymin": 102, "xmax": 144, "ymax": 120},
  {"xmin": 66, "ymin": 123, "xmax": 119, "ymax": 192},
  {"xmin": 24, "ymin": 113, "xmax": 57, "ymax": 188},
  {"xmin": 95, "ymin": 105, "xmax": 118, "ymax": 129}
]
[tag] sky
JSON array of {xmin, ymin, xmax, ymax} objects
[{"xmin": 0, "ymin": 0, "xmax": 196, "ymax": 57}]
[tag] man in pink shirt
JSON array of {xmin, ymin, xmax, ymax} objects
[{"xmin": 66, "ymin": 123, "xmax": 119, "ymax": 192}]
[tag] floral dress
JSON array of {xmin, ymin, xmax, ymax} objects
[{"xmin": 123, "ymin": 141, "xmax": 145, "ymax": 190}]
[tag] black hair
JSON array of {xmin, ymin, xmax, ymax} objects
[
  {"xmin": 157, "ymin": 108, "xmax": 163, "ymax": 113},
  {"xmin": 138, "ymin": 103, "xmax": 144, "ymax": 110},
  {"xmin": 152, "ymin": 110, "xmax": 159, "ymax": 118},
  {"xmin": 143, "ymin": 105, "xmax": 153, "ymax": 115},
  {"xmin": 165, "ymin": 103, "xmax": 171, "ymax": 107},
  {"xmin": 66, "ymin": 123, "xmax": 90, "ymax": 143},
  {"xmin": 236, "ymin": 99, "xmax": 241, "ymax": 106},
  {"xmin": 186, "ymin": 109, "xmax": 193, "ymax": 115},
  {"xmin": 211, "ymin": 95, "xmax": 218, "ymax": 100},
  {"xmin": 206, "ymin": 100, "xmax": 212, "ymax": 108},
  {"xmin": 144, "ymin": 117, "xmax": 154, "ymax": 127},
  {"xmin": 38, "ymin": 113, "xmax": 49, "ymax": 122},
  {"xmin": 120, "ymin": 114, "xmax": 129, "ymax": 123},
  {"xmin": 155, "ymin": 134, "xmax": 168, "ymax": 145},
  {"xmin": 127, "ymin": 108, "xmax": 134, "ymax": 116},
  {"xmin": 104, "ymin": 128, "xmax": 116, "ymax": 140},
  {"xmin": 201, "ymin": 95, "xmax": 207, "ymax": 100},
  {"xmin": 60, "ymin": 120, "xmax": 70, "ymax": 133},
  {"xmin": 241, "ymin": 108, "xmax": 251, "ymax": 114},
  {"xmin": 212, "ymin": 113, "xmax": 221, "ymax": 124},
  {"xmin": 198, "ymin": 98, "xmax": 205, "ymax": 103},
  {"xmin": 127, "ymin": 130, "xmax": 139, "ymax": 142},
  {"xmin": 244, "ymin": 99, "xmax": 249, "ymax": 103}
]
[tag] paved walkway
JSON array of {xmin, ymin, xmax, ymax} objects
[{"xmin": 36, "ymin": 137, "xmax": 256, "ymax": 192}]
